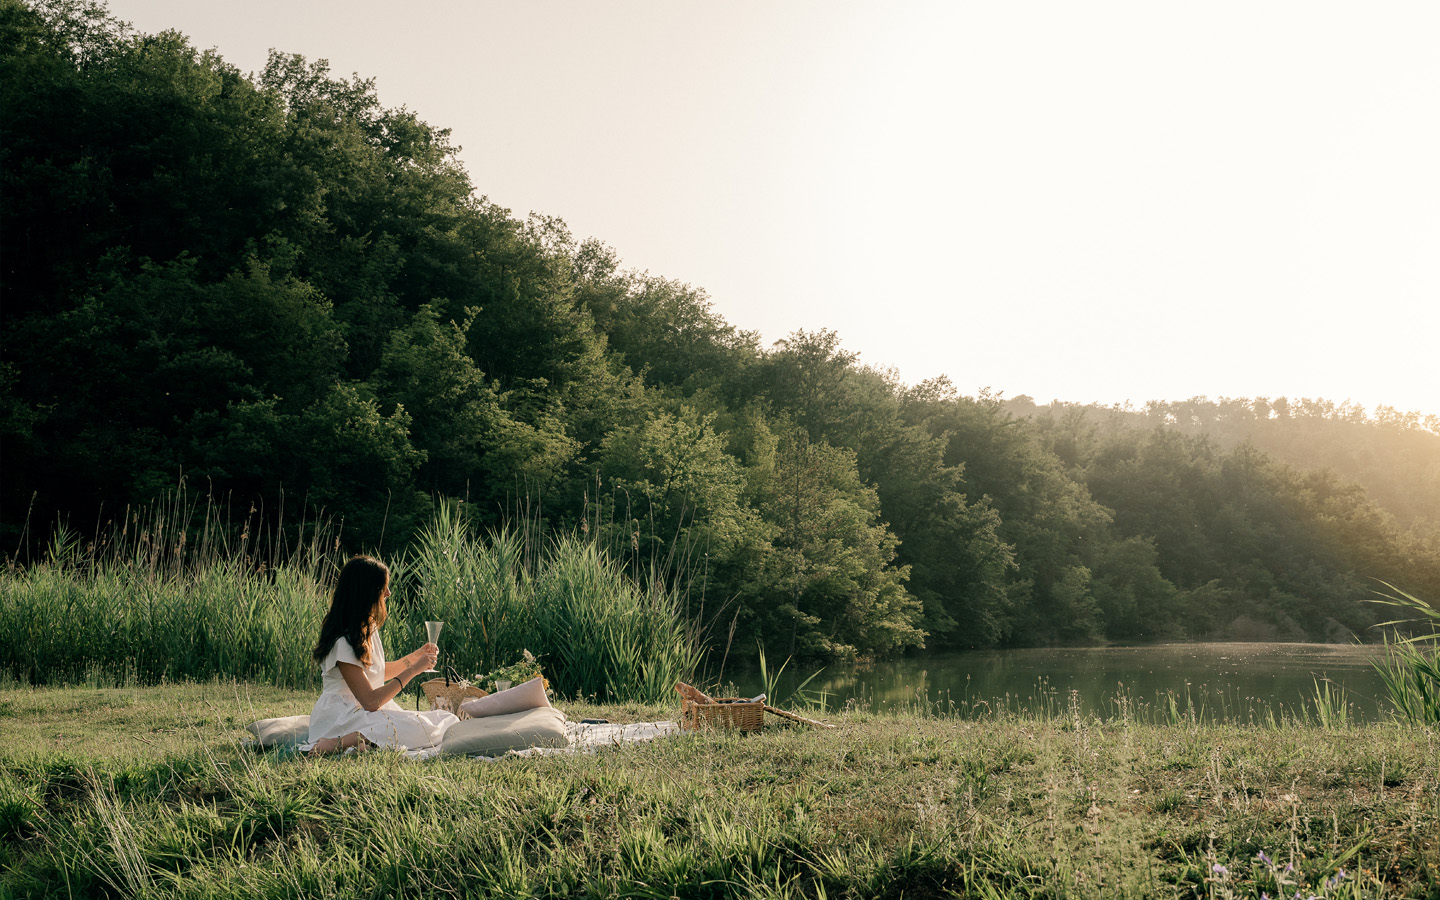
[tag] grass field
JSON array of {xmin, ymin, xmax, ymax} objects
[{"xmin": 2, "ymin": 683, "xmax": 1438, "ymax": 899}]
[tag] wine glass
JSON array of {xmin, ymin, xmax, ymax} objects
[{"xmin": 423, "ymin": 620, "xmax": 444, "ymax": 672}]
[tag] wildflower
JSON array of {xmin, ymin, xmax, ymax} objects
[
  {"xmin": 1258, "ymin": 850, "xmax": 1272, "ymax": 866},
  {"xmin": 1212, "ymin": 864, "xmax": 1228, "ymax": 876}
]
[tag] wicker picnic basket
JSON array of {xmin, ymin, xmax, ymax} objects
[
  {"xmin": 681, "ymin": 697, "xmax": 765, "ymax": 732},
  {"xmin": 421, "ymin": 666, "xmax": 488, "ymax": 718},
  {"xmin": 676, "ymin": 683, "xmax": 765, "ymax": 732}
]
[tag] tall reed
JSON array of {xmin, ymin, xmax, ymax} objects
[
  {"xmin": 529, "ymin": 534, "xmax": 702, "ymax": 703},
  {"xmin": 1368, "ymin": 582, "xmax": 1440, "ymax": 725},
  {"xmin": 396, "ymin": 505, "xmax": 702, "ymax": 702},
  {"xmin": 392, "ymin": 502, "xmax": 536, "ymax": 681},
  {"xmin": 0, "ymin": 494, "xmax": 703, "ymax": 701},
  {"xmin": 0, "ymin": 490, "xmax": 335, "ymax": 688}
]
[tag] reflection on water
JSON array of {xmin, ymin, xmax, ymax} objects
[{"xmin": 721, "ymin": 642, "xmax": 1395, "ymax": 723}]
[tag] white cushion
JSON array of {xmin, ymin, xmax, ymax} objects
[
  {"xmin": 245, "ymin": 715, "xmax": 311, "ymax": 748},
  {"xmin": 439, "ymin": 707, "xmax": 569, "ymax": 757},
  {"xmin": 459, "ymin": 675, "xmax": 551, "ymax": 718}
]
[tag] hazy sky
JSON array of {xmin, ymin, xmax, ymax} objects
[{"xmin": 103, "ymin": 1, "xmax": 1440, "ymax": 417}]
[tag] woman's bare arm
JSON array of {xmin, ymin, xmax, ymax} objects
[
  {"xmin": 338, "ymin": 647, "xmax": 434, "ymax": 712},
  {"xmin": 384, "ymin": 642, "xmax": 438, "ymax": 680}
]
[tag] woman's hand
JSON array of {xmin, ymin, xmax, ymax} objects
[
  {"xmin": 402, "ymin": 643, "xmax": 439, "ymax": 671},
  {"xmin": 409, "ymin": 643, "xmax": 439, "ymax": 674}
]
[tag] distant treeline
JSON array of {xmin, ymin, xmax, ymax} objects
[
  {"xmin": 4, "ymin": 0, "xmax": 1438, "ymax": 659},
  {"xmin": 1005, "ymin": 395, "xmax": 1440, "ymax": 530}
]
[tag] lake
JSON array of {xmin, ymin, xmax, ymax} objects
[{"xmin": 720, "ymin": 642, "xmax": 1397, "ymax": 723}]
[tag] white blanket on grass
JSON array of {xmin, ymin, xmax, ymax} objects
[{"xmin": 404, "ymin": 719, "xmax": 682, "ymax": 761}]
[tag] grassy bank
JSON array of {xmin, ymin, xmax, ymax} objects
[{"xmin": 2, "ymin": 684, "xmax": 1437, "ymax": 898}]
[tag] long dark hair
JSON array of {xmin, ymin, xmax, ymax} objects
[{"xmin": 313, "ymin": 555, "xmax": 390, "ymax": 667}]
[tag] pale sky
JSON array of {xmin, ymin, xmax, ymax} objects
[{"xmin": 103, "ymin": 1, "xmax": 1440, "ymax": 417}]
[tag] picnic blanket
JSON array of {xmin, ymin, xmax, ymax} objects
[
  {"xmin": 406, "ymin": 719, "xmax": 682, "ymax": 761},
  {"xmin": 246, "ymin": 713, "xmax": 681, "ymax": 759}
]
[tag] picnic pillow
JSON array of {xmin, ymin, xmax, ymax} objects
[
  {"xmin": 459, "ymin": 675, "xmax": 550, "ymax": 719},
  {"xmin": 439, "ymin": 706, "xmax": 569, "ymax": 757},
  {"xmin": 245, "ymin": 715, "xmax": 311, "ymax": 748}
]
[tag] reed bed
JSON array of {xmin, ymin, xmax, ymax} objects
[
  {"xmin": 0, "ymin": 492, "xmax": 335, "ymax": 689},
  {"xmin": 529, "ymin": 534, "xmax": 702, "ymax": 704},
  {"xmin": 1368, "ymin": 583, "xmax": 1440, "ymax": 726},
  {"xmin": 0, "ymin": 495, "xmax": 701, "ymax": 702}
]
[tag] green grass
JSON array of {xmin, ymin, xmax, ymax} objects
[
  {"xmin": 3, "ymin": 682, "xmax": 1438, "ymax": 898},
  {"xmin": 0, "ymin": 498, "xmax": 701, "ymax": 702},
  {"xmin": 1369, "ymin": 583, "xmax": 1440, "ymax": 726}
]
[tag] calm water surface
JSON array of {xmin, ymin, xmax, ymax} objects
[{"xmin": 726, "ymin": 642, "xmax": 1395, "ymax": 723}]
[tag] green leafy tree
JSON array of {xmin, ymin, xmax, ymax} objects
[
  {"xmin": 749, "ymin": 339, "xmax": 1018, "ymax": 649},
  {"xmin": 580, "ymin": 262, "xmax": 760, "ymax": 392},
  {"xmin": 594, "ymin": 405, "xmax": 774, "ymax": 622},
  {"xmin": 280, "ymin": 382, "xmax": 428, "ymax": 546},
  {"xmin": 903, "ymin": 389, "xmax": 1155, "ymax": 644},
  {"xmin": 372, "ymin": 304, "xmax": 578, "ymax": 512},
  {"xmin": 749, "ymin": 429, "xmax": 923, "ymax": 660}
]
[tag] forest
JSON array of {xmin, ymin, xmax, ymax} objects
[{"xmin": 4, "ymin": 0, "xmax": 1439, "ymax": 662}]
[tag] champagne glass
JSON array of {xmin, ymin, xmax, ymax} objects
[{"xmin": 423, "ymin": 620, "xmax": 444, "ymax": 673}]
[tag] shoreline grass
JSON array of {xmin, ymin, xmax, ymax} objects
[{"xmin": 3, "ymin": 682, "xmax": 1437, "ymax": 898}]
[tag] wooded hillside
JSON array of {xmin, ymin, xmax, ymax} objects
[{"xmin": 4, "ymin": 0, "xmax": 1437, "ymax": 658}]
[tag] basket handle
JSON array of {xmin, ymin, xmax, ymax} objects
[{"xmin": 444, "ymin": 665, "xmax": 464, "ymax": 686}]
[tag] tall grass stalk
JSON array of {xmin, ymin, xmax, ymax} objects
[
  {"xmin": 755, "ymin": 644, "xmax": 824, "ymax": 709},
  {"xmin": 0, "ymin": 489, "xmax": 335, "ymax": 688},
  {"xmin": 1367, "ymin": 582, "xmax": 1440, "ymax": 725},
  {"xmin": 1, "ymin": 494, "xmax": 703, "ymax": 700},
  {"xmin": 394, "ymin": 502, "xmax": 535, "ymax": 681},
  {"xmin": 1306, "ymin": 678, "xmax": 1353, "ymax": 729},
  {"xmin": 528, "ymin": 535, "xmax": 702, "ymax": 703},
  {"xmin": 394, "ymin": 502, "xmax": 702, "ymax": 702}
]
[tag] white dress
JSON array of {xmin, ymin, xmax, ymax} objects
[{"xmin": 301, "ymin": 631, "xmax": 457, "ymax": 751}]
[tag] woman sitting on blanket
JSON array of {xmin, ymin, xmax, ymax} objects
[{"xmin": 301, "ymin": 555, "xmax": 457, "ymax": 755}]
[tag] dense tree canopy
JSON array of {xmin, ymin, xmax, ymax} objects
[{"xmin": 4, "ymin": 0, "xmax": 1438, "ymax": 659}]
